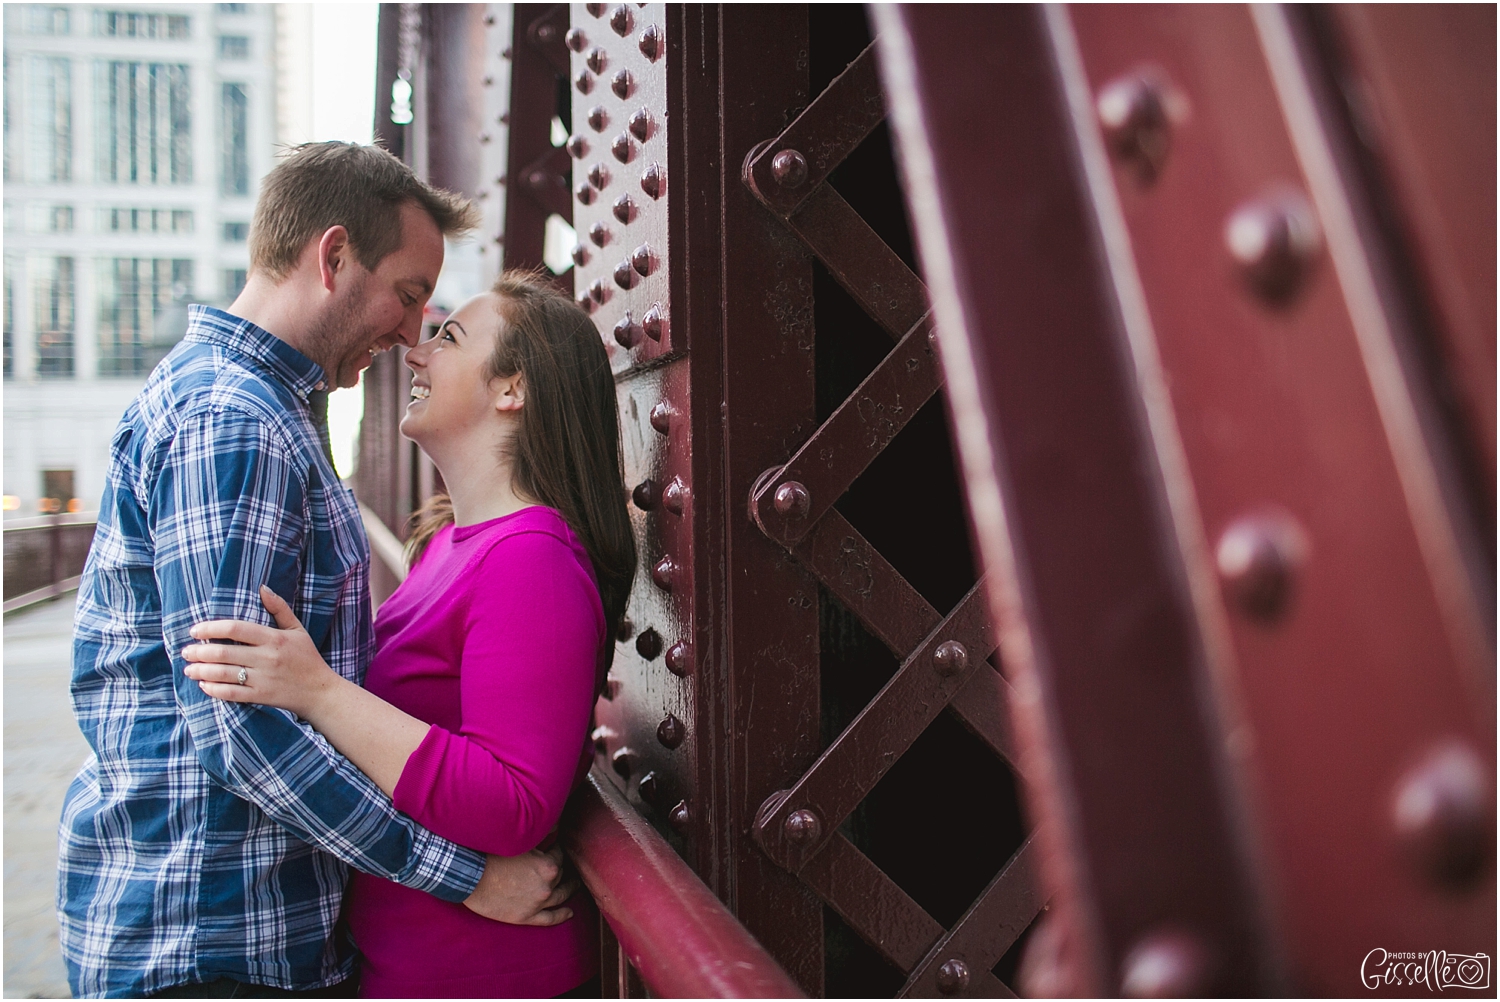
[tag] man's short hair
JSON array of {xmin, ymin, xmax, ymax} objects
[{"xmin": 249, "ymin": 142, "xmax": 479, "ymax": 281}]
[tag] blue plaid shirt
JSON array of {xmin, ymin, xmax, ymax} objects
[{"xmin": 59, "ymin": 306, "xmax": 487, "ymax": 998}]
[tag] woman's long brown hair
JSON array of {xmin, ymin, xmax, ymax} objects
[{"xmin": 406, "ymin": 270, "xmax": 636, "ymax": 681}]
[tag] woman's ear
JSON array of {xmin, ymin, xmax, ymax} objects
[{"xmin": 493, "ymin": 373, "xmax": 525, "ymax": 413}]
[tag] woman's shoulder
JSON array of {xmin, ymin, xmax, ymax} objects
[{"xmin": 464, "ymin": 507, "xmax": 592, "ymax": 575}]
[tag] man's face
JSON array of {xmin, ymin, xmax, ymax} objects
[{"xmin": 314, "ymin": 201, "xmax": 445, "ymax": 389}]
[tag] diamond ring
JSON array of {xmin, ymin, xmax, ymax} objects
[{"xmin": 237, "ymin": 667, "xmax": 248, "ymax": 685}]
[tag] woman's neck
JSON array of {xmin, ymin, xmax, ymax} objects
[{"xmin": 433, "ymin": 451, "xmax": 534, "ymax": 527}]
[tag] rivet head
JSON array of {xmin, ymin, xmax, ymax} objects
[
  {"xmin": 590, "ymin": 725, "xmax": 615, "ymax": 753},
  {"xmin": 661, "ymin": 476, "xmax": 687, "ymax": 515},
  {"xmin": 638, "ymin": 24, "xmax": 662, "ymax": 61},
  {"xmin": 613, "ymin": 259, "xmax": 637, "ymax": 290},
  {"xmin": 609, "ymin": 4, "xmax": 633, "ymax": 36},
  {"xmin": 631, "ymin": 244, "xmax": 654, "ymax": 277},
  {"xmin": 784, "ymin": 808, "xmax": 822, "ymax": 845},
  {"xmin": 642, "ymin": 303, "xmax": 666, "ymax": 342},
  {"xmin": 1215, "ymin": 513, "xmax": 1306, "ymax": 621},
  {"xmin": 611, "ymin": 746, "xmax": 636, "ymax": 779},
  {"xmin": 631, "ymin": 478, "xmax": 658, "ymax": 510},
  {"xmin": 615, "ymin": 616, "xmax": 634, "ymax": 642},
  {"xmin": 665, "ymin": 640, "xmax": 692, "ymax": 677},
  {"xmin": 585, "ymin": 3, "xmax": 605, "ymax": 17},
  {"xmin": 1392, "ymin": 740, "xmax": 1492, "ymax": 888},
  {"xmin": 636, "ymin": 770, "xmax": 658, "ymax": 805},
  {"xmin": 641, "ymin": 163, "xmax": 664, "ymax": 199},
  {"xmin": 611, "ymin": 133, "xmax": 635, "ymax": 163},
  {"xmin": 587, "ymin": 106, "xmax": 608, "ymax": 132},
  {"xmin": 613, "ymin": 193, "xmax": 635, "ymax": 224},
  {"xmin": 935, "ymin": 959, "xmax": 971, "ymax": 995},
  {"xmin": 536, "ymin": 23, "xmax": 557, "ymax": 42},
  {"xmin": 574, "ymin": 182, "xmax": 596, "ymax": 206},
  {"xmin": 1225, "ymin": 192, "xmax": 1322, "ymax": 301},
  {"xmin": 588, "ymin": 279, "xmax": 609, "ymax": 305},
  {"xmin": 611, "ymin": 69, "xmax": 633, "ymax": 100},
  {"xmin": 574, "ymin": 69, "xmax": 593, "ymax": 94},
  {"xmin": 587, "ymin": 163, "xmax": 609, "ymax": 190},
  {"xmin": 933, "ymin": 640, "xmax": 969, "ymax": 677},
  {"xmin": 586, "ymin": 47, "xmax": 607, "ymax": 74},
  {"xmin": 1096, "ymin": 71, "xmax": 1175, "ymax": 179},
  {"xmin": 668, "ymin": 798, "xmax": 690, "ymax": 832},
  {"xmin": 628, "ymin": 108, "xmax": 652, "ymax": 142},
  {"xmin": 571, "ymin": 243, "xmax": 590, "ymax": 267},
  {"xmin": 565, "ymin": 27, "xmax": 587, "ymax": 52},
  {"xmin": 575, "ymin": 293, "xmax": 595, "ymax": 314},
  {"xmin": 613, "ymin": 314, "xmax": 641, "ymax": 348},
  {"xmin": 657, "ymin": 713, "xmax": 685, "ymax": 749},
  {"xmin": 588, "ymin": 221, "xmax": 611, "ymax": 247},
  {"xmin": 649, "ymin": 400, "xmax": 673, "ymax": 434},
  {"xmin": 652, "ymin": 556, "xmax": 676, "ymax": 592},
  {"xmin": 1121, "ymin": 929, "xmax": 1213, "ymax": 998},
  {"xmin": 527, "ymin": 170, "xmax": 550, "ymax": 190},
  {"xmin": 566, "ymin": 135, "xmax": 588, "ymax": 159},
  {"xmin": 772, "ymin": 481, "xmax": 811, "ymax": 518},
  {"xmin": 635, "ymin": 627, "xmax": 663, "ymax": 660},
  {"xmin": 771, "ymin": 149, "xmax": 809, "ymax": 188}
]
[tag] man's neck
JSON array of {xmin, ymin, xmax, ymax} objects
[{"xmin": 228, "ymin": 273, "xmax": 325, "ymax": 368}]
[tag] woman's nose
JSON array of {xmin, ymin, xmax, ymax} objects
[{"xmin": 404, "ymin": 340, "xmax": 430, "ymax": 371}]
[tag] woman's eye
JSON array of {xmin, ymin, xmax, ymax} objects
[{"xmin": 440, "ymin": 328, "xmax": 457, "ymax": 343}]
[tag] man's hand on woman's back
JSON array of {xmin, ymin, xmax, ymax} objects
[{"xmin": 464, "ymin": 845, "xmax": 580, "ymax": 925}]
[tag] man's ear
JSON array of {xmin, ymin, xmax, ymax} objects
[
  {"xmin": 316, "ymin": 226, "xmax": 351, "ymax": 293},
  {"xmin": 493, "ymin": 373, "xmax": 526, "ymax": 413}
]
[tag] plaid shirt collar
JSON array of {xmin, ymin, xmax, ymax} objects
[{"xmin": 183, "ymin": 304, "xmax": 328, "ymax": 400}]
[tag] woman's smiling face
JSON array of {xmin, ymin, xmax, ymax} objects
[{"xmin": 399, "ymin": 292, "xmax": 518, "ymax": 452}]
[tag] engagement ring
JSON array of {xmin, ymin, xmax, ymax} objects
[{"xmin": 237, "ymin": 667, "xmax": 248, "ymax": 685}]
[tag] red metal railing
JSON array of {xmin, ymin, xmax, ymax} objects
[
  {"xmin": 564, "ymin": 770, "xmax": 805, "ymax": 999},
  {"xmin": 2, "ymin": 512, "xmax": 98, "ymax": 614}
]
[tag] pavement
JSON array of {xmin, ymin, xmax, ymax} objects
[{"xmin": 5, "ymin": 594, "xmax": 88, "ymax": 999}]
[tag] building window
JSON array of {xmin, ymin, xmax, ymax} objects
[
  {"xmin": 100, "ymin": 207, "xmax": 194, "ymax": 234},
  {"xmin": 50, "ymin": 205, "xmax": 73, "ymax": 232},
  {"xmin": 98, "ymin": 258, "xmax": 192, "ymax": 376},
  {"xmin": 3, "ymin": 258, "xmax": 15, "ymax": 380},
  {"xmin": 21, "ymin": 6, "xmax": 70, "ymax": 35},
  {"xmin": 221, "ymin": 83, "xmax": 249, "ymax": 196},
  {"xmin": 27, "ymin": 56, "xmax": 71, "ymax": 182},
  {"xmin": 34, "ymin": 256, "xmax": 75, "ymax": 378},
  {"xmin": 95, "ymin": 11, "xmax": 190, "ymax": 39},
  {"xmin": 219, "ymin": 35, "xmax": 250, "ymax": 60},
  {"xmin": 172, "ymin": 209, "xmax": 194, "ymax": 233},
  {"xmin": 96, "ymin": 62, "xmax": 192, "ymax": 185},
  {"xmin": 222, "ymin": 221, "xmax": 249, "ymax": 242},
  {"xmin": 223, "ymin": 268, "xmax": 247, "ymax": 301},
  {"xmin": 218, "ymin": 3, "xmax": 249, "ymax": 13},
  {"xmin": 41, "ymin": 469, "xmax": 76, "ymax": 513}
]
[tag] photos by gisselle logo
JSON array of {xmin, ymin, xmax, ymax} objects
[{"xmin": 1362, "ymin": 949, "xmax": 1491, "ymax": 991}]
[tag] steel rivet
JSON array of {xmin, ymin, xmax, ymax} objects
[
  {"xmin": 652, "ymin": 556, "xmax": 676, "ymax": 592},
  {"xmin": 575, "ymin": 293, "xmax": 595, "ymax": 315},
  {"xmin": 586, "ymin": 47, "xmax": 607, "ymax": 74},
  {"xmin": 631, "ymin": 478, "xmax": 658, "ymax": 510},
  {"xmin": 501, "ymin": 46, "xmax": 512, "ymax": 60},
  {"xmin": 565, "ymin": 27, "xmax": 587, "ymax": 51},
  {"xmin": 933, "ymin": 640, "xmax": 969, "ymax": 677},
  {"xmin": 1121, "ymin": 930, "xmax": 1213, "ymax": 998},
  {"xmin": 571, "ymin": 243, "xmax": 590, "ymax": 268},
  {"xmin": 648, "ymin": 400, "xmax": 673, "ymax": 435},
  {"xmin": 1225, "ymin": 192, "xmax": 1322, "ymax": 302},
  {"xmin": 635, "ymin": 627, "xmax": 663, "ymax": 660},
  {"xmin": 657, "ymin": 713, "xmax": 685, "ymax": 749},
  {"xmin": 665, "ymin": 640, "xmax": 692, "ymax": 677},
  {"xmin": 636, "ymin": 770, "xmax": 658, "ymax": 805},
  {"xmin": 611, "ymin": 132, "xmax": 634, "ymax": 164},
  {"xmin": 628, "ymin": 108, "xmax": 652, "ymax": 142},
  {"xmin": 1216, "ymin": 513, "xmax": 1306, "ymax": 621},
  {"xmin": 662, "ymin": 476, "xmax": 687, "ymax": 515},
  {"xmin": 613, "ymin": 193, "xmax": 635, "ymax": 224},
  {"xmin": 614, "ymin": 314, "xmax": 641, "ymax": 348},
  {"xmin": 611, "ymin": 69, "xmax": 633, "ymax": 100},
  {"xmin": 1096, "ymin": 71, "xmax": 1174, "ymax": 179},
  {"xmin": 536, "ymin": 23, "xmax": 556, "ymax": 42},
  {"xmin": 668, "ymin": 798, "xmax": 690, "ymax": 832},
  {"xmin": 591, "ymin": 725, "xmax": 615, "ymax": 753},
  {"xmin": 588, "ymin": 278, "xmax": 609, "ymax": 304},
  {"xmin": 574, "ymin": 181, "xmax": 595, "ymax": 206},
  {"xmin": 1392, "ymin": 740, "xmax": 1492, "ymax": 888},
  {"xmin": 587, "ymin": 106, "xmax": 608, "ymax": 132},
  {"xmin": 935, "ymin": 959, "xmax": 971, "ymax": 995},
  {"xmin": 614, "ymin": 259, "xmax": 637, "ymax": 290},
  {"xmin": 642, "ymin": 303, "xmax": 666, "ymax": 342},
  {"xmin": 574, "ymin": 69, "xmax": 593, "ymax": 94},
  {"xmin": 588, "ymin": 222, "xmax": 611, "ymax": 248},
  {"xmin": 497, "ymin": 112, "xmax": 509, "ymax": 125},
  {"xmin": 616, "ymin": 616, "xmax": 634, "ymax": 642},
  {"xmin": 772, "ymin": 481, "xmax": 810, "ymax": 518},
  {"xmin": 611, "ymin": 746, "xmax": 636, "ymax": 779},
  {"xmin": 771, "ymin": 149, "xmax": 809, "ymax": 188},
  {"xmin": 587, "ymin": 163, "xmax": 609, "ymax": 190},
  {"xmin": 610, "ymin": 4, "xmax": 632, "ymax": 35},
  {"xmin": 631, "ymin": 244, "xmax": 654, "ymax": 277},
  {"xmin": 566, "ymin": 135, "xmax": 588, "ymax": 159},
  {"xmin": 477, "ymin": 132, "xmax": 492, "ymax": 144},
  {"xmin": 483, "ymin": 75, "xmax": 494, "ymax": 87},
  {"xmin": 638, "ymin": 23, "xmax": 662, "ymax": 62},
  {"xmin": 784, "ymin": 808, "xmax": 822, "ymax": 845},
  {"xmin": 585, "ymin": 2, "xmax": 605, "ymax": 16},
  {"xmin": 484, "ymin": 14, "xmax": 495, "ymax": 26},
  {"xmin": 641, "ymin": 163, "xmax": 664, "ymax": 199}
]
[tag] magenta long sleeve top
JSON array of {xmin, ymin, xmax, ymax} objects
[{"xmin": 347, "ymin": 506, "xmax": 603, "ymax": 999}]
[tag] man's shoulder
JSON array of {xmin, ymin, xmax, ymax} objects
[{"xmin": 137, "ymin": 340, "xmax": 308, "ymax": 442}]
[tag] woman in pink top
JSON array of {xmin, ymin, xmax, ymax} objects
[{"xmin": 182, "ymin": 272, "xmax": 636, "ymax": 997}]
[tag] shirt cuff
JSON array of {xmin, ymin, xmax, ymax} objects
[{"xmin": 395, "ymin": 824, "xmax": 487, "ymax": 903}]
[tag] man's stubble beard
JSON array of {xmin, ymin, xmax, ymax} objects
[{"xmin": 313, "ymin": 272, "xmax": 376, "ymax": 389}]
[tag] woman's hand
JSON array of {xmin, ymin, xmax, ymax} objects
[{"xmin": 182, "ymin": 586, "xmax": 341, "ymax": 720}]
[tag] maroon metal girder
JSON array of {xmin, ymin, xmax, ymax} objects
[
  {"xmin": 564, "ymin": 769, "xmax": 805, "ymax": 999},
  {"xmin": 753, "ymin": 580, "xmax": 996, "ymax": 871},
  {"xmin": 743, "ymin": 41, "xmax": 887, "ymax": 217},
  {"xmin": 898, "ymin": 837, "xmax": 1043, "ymax": 998},
  {"xmin": 877, "ymin": 5, "xmax": 1271, "ymax": 994},
  {"xmin": 752, "ymin": 313, "xmax": 939, "ymax": 546},
  {"xmin": 503, "ymin": 4, "xmax": 571, "ymax": 272},
  {"xmin": 798, "ymin": 831, "xmax": 944, "ymax": 972}
]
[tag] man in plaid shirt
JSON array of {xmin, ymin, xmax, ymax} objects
[{"xmin": 59, "ymin": 144, "xmax": 572, "ymax": 998}]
